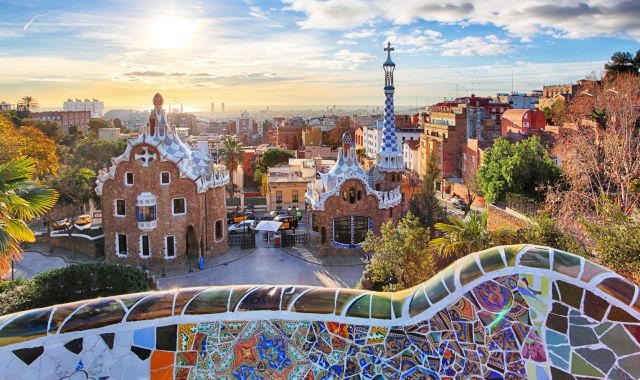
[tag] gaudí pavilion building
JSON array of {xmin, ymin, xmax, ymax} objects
[
  {"xmin": 306, "ymin": 43, "xmax": 404, "ymax": 252},
  {"xmin": 95, "ymin": 93, "xmax": 229, "ymax": 267}
]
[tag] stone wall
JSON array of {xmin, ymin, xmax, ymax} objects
[
  {"xmin": 1, "ymin": 245, "xmax": 639, "ymax": 379},
  {"xmin": 48, "ymin": 235, "xmax": 104, "ymax": 259}
]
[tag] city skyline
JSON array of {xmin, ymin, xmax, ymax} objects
[{"xmin": 1, "ymin": 0, "xmax": 639, "ymax": 108}]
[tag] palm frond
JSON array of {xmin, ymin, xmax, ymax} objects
[
  {"xmin": 3, "ymin": 219, "xmax": 36, "ymax": 243},
  {"xmin": 0, "ymin": 157, "xmax": 35, "ymax": 190},
  {"xmin": 15, "ymin": 186, "xmax": 58, "ymax": 219}
]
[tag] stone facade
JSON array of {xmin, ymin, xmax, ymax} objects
[
  {"xmin": 309, "ymin": 178, "xmax": 402, "ymax": 249},
  {"xmin": 101, "ymin": 146, "xmax": 227, "ymax": 267}
]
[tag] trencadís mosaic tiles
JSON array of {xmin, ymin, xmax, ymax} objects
[{"xmin": 0, "ymin": 245, "xmax": 639, "ymax": 379}]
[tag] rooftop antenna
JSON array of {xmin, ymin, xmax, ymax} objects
[{"xmin": 455, "ymin": 84, "xmax": 459, "ymax": 98}]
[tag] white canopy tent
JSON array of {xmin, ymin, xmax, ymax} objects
[{"xmin": 254, "ymin": 220, "xmax": 283, "ymax": 232}]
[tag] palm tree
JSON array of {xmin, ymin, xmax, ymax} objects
[
  {"xmin": 0, "ymin": 157, "xmax": 57, "ymax": 274},
  {"xmin": 218, "ymin": 137, "xmax": 244, "ymax": 196},
  {"xmin": 18, "ymin": 96, "xmax": 39, "ymax": 112},
  {"xmin": 429, "ymin": 211, "xmax": 490, "ymax": 262}
]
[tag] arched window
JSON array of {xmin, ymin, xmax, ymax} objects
[
  {"xmin": 342, "ymin": 191, "xmax": 348, "ymax": 201},
  {"xmin": 348, "ymin": 187, "xmax": 356, "ymax": 204},
  {"xmin": 357, "ymin": 191, "xmax": 362, "ymax": 201}
]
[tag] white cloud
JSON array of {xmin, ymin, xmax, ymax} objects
[
  {"xmin": 441, "ymin": 35, "xmax": 511, "ymax": 56},
  {"xmin": 248, "ymin": 6, "xmax": 269, "ymax": 20},
  {"xmin": 343, "ymin": 28, "xmax": 377, "ymax": 39},
  {"xmin": 385, "ymin": 29, "xmax": 444, "ymax": 52},
  {"xmin": 334, "ymin": 49, "xmax": 376, "ymax": 70},
  {"xmin": 281, "ymin": 0, "xmax": 640, "ymax": 41}
]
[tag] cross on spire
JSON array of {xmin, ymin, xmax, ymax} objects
[{"xmin": 384, "ymin": 42, "xmax": 394, "ymax": 53}]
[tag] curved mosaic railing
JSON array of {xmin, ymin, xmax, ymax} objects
[{"xmin": 0, "ymin": 245, "xmax": 639, "ymax": 379}]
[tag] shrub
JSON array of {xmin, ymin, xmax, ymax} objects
[
  {"xmin": 0, "ymin": 279, "xmax": 36, "ymax": 315},
  {"xmin": 0, "ymin": 263, "xmax": 152, "ymax": 315}
]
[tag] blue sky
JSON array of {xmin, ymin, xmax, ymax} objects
[{"xmin": 0, "ymin": 0, "xmax": 638, "ymax": 109}]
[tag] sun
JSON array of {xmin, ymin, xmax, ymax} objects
[{"xmin": 148, "ymin": 16, "xmax": 196, "ymax": 49}]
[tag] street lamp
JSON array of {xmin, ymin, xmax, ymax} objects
[{"xmin": 388, "ymin": 273, "xmax": 398, "ymax": 292}]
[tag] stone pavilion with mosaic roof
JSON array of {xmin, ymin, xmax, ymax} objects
[
  {"xmin": 96, "ymin": 93, "xmax": 229, "ymax": 267},
  {"xmin": 306, "ymin": 43, "xmax": 404, "ymax": 251}
]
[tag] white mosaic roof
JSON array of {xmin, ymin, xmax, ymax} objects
[{"xmin": 95, "ymin": 129, "xmax": 228, "ymax": 195}]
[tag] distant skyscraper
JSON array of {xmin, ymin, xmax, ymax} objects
[
  {"xmin": 63, "ymin": 98, "xmax": 104, "ymax": 118},
  {"xmin": 211, "ymin": 102, "xmax": 214, "ymax": 112},
  {"xmin": 221, "ymin": 103, "xmax": 225, "ymax": 112}
]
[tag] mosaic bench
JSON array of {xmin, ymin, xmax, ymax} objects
[{"xmin": 0, "ymin": 245, "xmax": 639, "ymax": 379}]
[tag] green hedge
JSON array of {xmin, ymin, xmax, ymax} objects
[{"xmin": 0, "ymin": 263, "xmax": 153, "ymax": 315}]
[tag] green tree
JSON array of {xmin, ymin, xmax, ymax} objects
[
  {"xmin": 112, "ymin": 118, "xmax": 124, "ymax": 131},
  {"xmin": 218, "ymin": 137, "xmax": 245, "ymax": 195},
  {"xmin": 49, "ymin": 167, "xmax": 97, "ymax": 210},
  {"xmin": 21, "ymin": 118, "xmax": 64, "ymax": 142},
  {"xmin": 409, "ymin": 151, "xmax": 445, "ymax": 227},
  {"xmin": 604, "ymin": 50, "xmax": 640, "ymax": 79},
  {"xmin": 87, "ymin": 118, "xmax": 113, "ymax": 137},
  {"xmin": 75, "ymin": 138, "xmax": 127, "ymax": 172},
  {"xmin": 0, "ymin": 157, "xmax": 58, "ymax": 274},
  {"xmin": 477, "ymin": 136, "xmax": 560, "ymax": 202},
  {"xmin": 517, "ymin": 214, "xmax": 587, "ymax": 255},
  {"xmin": 61, "ymin": 124, "xmax": 82, "ymax": 147},
  {"xmin": 430, "ymin": 211, "xmax": 490, "ymax": 265},
  {"xmin": 360, "ymin": 212, "xmax": 435, "ymax": 290},
  {"xmin": 582, "ymin": 201, "xmax": 640, "ymax": 283},
  {"xmin": 253, "ymin": 148, "xmax": 293, "ymax": 187}
]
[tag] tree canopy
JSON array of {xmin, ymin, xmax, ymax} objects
[
  {"xmin": 75, "ymin": 138, "xmax": 127, "ymax": 172},
  {"xmin": 360, "ymin": 212, "xmax": 435, "ymax": 291},
  {"xmin": 409, "ymin": 151, "xmax": 445, "ymax": 227},
  {"xmin": 21, "ymin": 118, "xmax": 64, "ymax": 142},
  {"xmin": 253, "ymin": 148, "xmax": 293, "ymax": 186},
  {"xmin": 87, "ymin": 118, "xmax": 113, "ymax": 137},
  {"xmin": 0, "ymin": 115, "xmax": 59, "ymax": 178},
  {"xmin": 49, "ymin": 166, "xmax": 97, "ymax": 207},
  {"xmin": 477, "ymin": 136, "xmax": 560, "ymax": 202},
  {"xmin": 604, "ymin": 50, "xmax": 640, "ymax": 80}
]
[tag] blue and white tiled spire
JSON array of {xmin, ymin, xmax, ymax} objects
[{"xmin": 377, "ymin": 42, "xmax": 403, "ymax": 172}]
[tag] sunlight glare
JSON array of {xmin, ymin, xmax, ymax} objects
[{"xmin": 148, "ymin": 16, "xmax": 196, "ymax": 49}]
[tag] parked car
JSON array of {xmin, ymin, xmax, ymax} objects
[
  {"xmin": 274, "ymin": 215, "xmax": 297, "ymax": 230},
  {"xmin": 51, "ymin": 218, "xmax": 71, "ymax": 230},
  {"xmin": 227, "ymin": 212, "xmax": 255, "ymax": 224},
  {"xmin": 73, "ymin": 214, "xmax": 92, "ymax": 227},
  {"xmin": 228, "ymin": 220, "xmax": 255, "ymax": 234},
  {"xmin": 261, "ymin": 210, "xmax": 289, "ymax": 221},
  {"xmin": 452, "ymin": 198, "xmax": 467, "ymax": 211}
]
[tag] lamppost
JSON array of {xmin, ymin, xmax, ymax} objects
[{"xmin": 388, "ymin": 273, "xmax": 398, "ymax": 292}]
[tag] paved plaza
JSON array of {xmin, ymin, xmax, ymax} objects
[
  {"xmin": 156, "ymin": 246, "xmax": 364, "ymax": 289},
  {"xmin": 6, "ymin": 241, "xmax": 365, "ymax": 289}
]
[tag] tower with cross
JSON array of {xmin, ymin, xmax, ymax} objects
[{"xmin": 376, "ymin": 42, "xmax": 403, "ymax": 173}]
